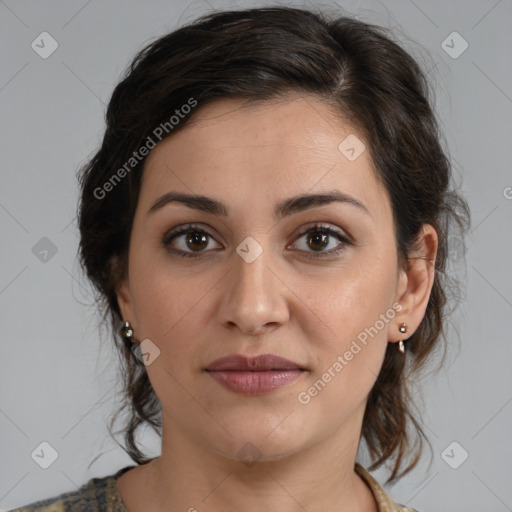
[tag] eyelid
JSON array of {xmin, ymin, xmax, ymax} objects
[
  {"xmin": 161, "ymin": 223, "xmax": 222, "ymax": 249},
  {"xmin": 291, "ymin": 222, "xmax": 352, "ymax": 244},
  {"xmin": 289, "ymin": 223, "xmax": 352, "ymax": 259}
]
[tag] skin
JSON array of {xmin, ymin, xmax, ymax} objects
[{"xmin": 114, "ymin": 94, "xmax": 438, "ymax": 512}]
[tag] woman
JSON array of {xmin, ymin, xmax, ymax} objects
[{"xmin": 11, "ymin": 5, "xmax": 470, "ymax": 512}]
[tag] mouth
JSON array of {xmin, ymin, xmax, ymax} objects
[
  {"xmin": 204, "ymin": 354, "xmax": 307, "ymax": 395},
  {"xmin": 204, "ymin": 353, "xmax": 306, "ymax": 372}
]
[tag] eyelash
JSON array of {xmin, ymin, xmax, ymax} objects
[{"xmin": 161, "ymin": 223, "xmax": 352, "ymax": 260}]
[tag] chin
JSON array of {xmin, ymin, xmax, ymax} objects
[{"xmin": 203, "ymin": 417, "xmax": 311, "ymax": 464}]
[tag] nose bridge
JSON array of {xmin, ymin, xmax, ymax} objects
[
  {"xmin": 218, "ymin": 236, "xmax": 288, "ymax": 333},
  {"xmin": 232, "ymin": 239, "xmax": 273, "ymax": 309}
]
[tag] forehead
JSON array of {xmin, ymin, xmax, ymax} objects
[{"xmin": 140, "ymin": 95, "xmax": 391, "ymax": 222}]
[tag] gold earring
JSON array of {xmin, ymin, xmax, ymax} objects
[
  {"xmin": 120, "ymin": 321, "xmax": 137, "ymax": 343},
  {"xmin": 398, "ymin": 323, "xmax": 407, "ymax": 353}
]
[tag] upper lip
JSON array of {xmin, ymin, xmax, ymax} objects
[{"xmin": 205, "ymin": 354, "xmax": 306, "ymax": 371}]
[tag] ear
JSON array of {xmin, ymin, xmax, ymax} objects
[
  {"xmin": 110, "ymin": 255, "xmax": 136, "ymax": 330},
  {"xmin": 390, "ymin": 224, "xmax": 438, "ymax": 343},
  {"xmin": 117, "ymin": 278, "xmax": 136, "ymax": 327}
]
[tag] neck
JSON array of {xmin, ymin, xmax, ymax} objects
[{"xmin": 139, "ymin": 407, "xmax": 378, "ymax": 512}]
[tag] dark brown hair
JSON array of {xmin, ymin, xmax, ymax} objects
[{"xmin": 77, "ymin": 6, "xmax": 470, "ymax": 484}]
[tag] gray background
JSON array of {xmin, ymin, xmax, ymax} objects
[{"xmin": 1, "ymin": 0, "xmax": 511, "ymax": 510}]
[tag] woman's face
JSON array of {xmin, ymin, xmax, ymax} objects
[{"xmin": 117, "ymin": 94, "xmax": 413, "ymax": 463}]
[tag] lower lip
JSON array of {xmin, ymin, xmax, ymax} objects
[{"xmin": 206, "ymin": 370, "xmax": 304, "ymax": 395}]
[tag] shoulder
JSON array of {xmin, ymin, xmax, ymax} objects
[{"xmin": 7, "ymin": 465, "xmax": 136, "ymax": 512}]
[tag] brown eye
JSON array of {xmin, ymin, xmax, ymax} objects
[
  {"xmin": 292, "ymin": 224, "xmax": 351, "ymax": 259},
  {"xmin": 162, "ymin": 222, "xmax": 351, "ymax": 260},
  {"xmin": 305, "ymin": 231, "xmax": 329, "ymax": 252},
  {"xmin": 184, "ymin": 231, "xmax": 209, "ymax": 251},
  {"xmin": 162, "ymin": 224, "xmax": 221, "ymax": 258}
]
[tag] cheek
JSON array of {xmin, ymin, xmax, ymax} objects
[
  {"xmin": 128, "ymin": 258, "xmax": 210, "ymax": 406},
  {"xmin": 299, "ymin": 257, "xmax": 396, "ymax": 342},
  {"xmin": 297, "ymin": 256, "xmax": 395, "ymax": 390},
  {"xmin": 128, "ymin": 248, "xmax": 220, "ymax": 361},
  {"xmin": 128, "ymin": 247, "xmax": 172, "ymax": 327}
]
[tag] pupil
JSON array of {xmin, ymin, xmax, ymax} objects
[
  {"xmin": 187, "ymin": 232, "xmax": 208, "ymax": 251},
  {"xmin": 309, "ymin": 232, "xmax": 328, "ymax": 251}
]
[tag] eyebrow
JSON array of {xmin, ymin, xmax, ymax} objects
[{"xmin": 146, "ymin": 190, "xmax": 370, "ymax": 219}]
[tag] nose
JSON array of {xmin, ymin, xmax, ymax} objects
[{"xmin": 216, "ymin": 243, "xmax": 290, "ymax": 336}]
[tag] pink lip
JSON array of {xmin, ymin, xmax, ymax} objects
[
  {"xmin": 205, "ymin": 354, "xmax": 305, "ymax": 371},
  {"xmin": 204, "ymin": 354, "xmax": 306, "ymax": 395}
]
